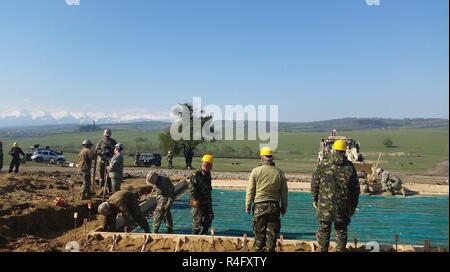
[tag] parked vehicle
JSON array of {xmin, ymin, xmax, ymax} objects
[
  {"xmin": 31, "ymin": 149, "xmax": 65, "ymax": 163},
  {"xmin": 136, "ymin": 153, "xmax": 162, "ymax": 167}
]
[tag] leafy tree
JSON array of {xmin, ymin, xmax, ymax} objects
[
  {"xmin": 159, "ymin": 103, "xmax": 215, "ymax": 169},
  {"xmin": 383, "ymin": 138, "xmax": 394, "ymax": 148}
]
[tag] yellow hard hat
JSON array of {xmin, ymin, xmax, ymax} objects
[
  {"xmin": 260, "ymin": 147, "xmax": 273, "ymax": 157},
  {"xmin": 13, "ymin": 142, "xmax": 18, "ymax": 147},
  {"xmin": 332, "ymin": 140, "xmax": 347, "ymax": 151},
  {"xmin": 201, "ymin": 154, "xmax": 214, "ymax": 164}
]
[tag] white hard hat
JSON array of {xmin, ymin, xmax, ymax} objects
[
  {"xmin": 98, "ymin": 202, "xmax": 111, "ymax": 216},
  {"xmin": 146, "ymin": 171, "xmax": 158, "ymax": 185}
]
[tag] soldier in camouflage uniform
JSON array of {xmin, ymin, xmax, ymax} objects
[
  {"xmin": 134, "ymin": 151, "xmax": 140, "ymax": 166},
  {"xmin": 109, "ymin": 143, "xmax": 124, "ymax": 193},
  {"xmin": 78, "ymin": 140, "xmax": 94, "ymax": 200},
  {"xmin": 98, "ymin": 190, "xmax": 151, "ymax": 233},
  {"xmin": 146, "ymin": 172, "xmax": 175, "ymax": 233},
  {"xmin": 376, "ymin": 168, "xmax": 405, "ymax": 196},
  {"xmin": 166, "ymin": 151, "xmax": 174, "ymax": 169},
  {"xmin": 8, "ymin": 142, "xmax": 25, "ymax": 174},
  {"xmin": 188, "ymin": 154, "xmax": 214, "ymax": 235},
  {"xmin": 246, "ymin": 147, "xmax": 288, "ymax": 252},
  {"xmin": 359, "ymin": 170, "xmax": 370, "ymax": 194},
  {"xmin": 96, "ymin": 129, "xmax": 117, "ymax": 194},
  {"xmin": 311, "ymin": 139, "xmax": 360, "ymax": 252}
]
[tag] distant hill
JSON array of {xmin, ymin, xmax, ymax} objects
[
  {"xmin": 0, "ymin": 118, "xmax": 447, "ymax": 139},
  {"xmin": 278, "ymin": 118, "xmax": 449, "ymax": 132},
  {"xmin": 0, "ymin": 121, "xmax": 171, "ymax": 139}
]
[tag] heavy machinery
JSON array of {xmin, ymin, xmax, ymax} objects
[{"xmin": 318, "ymin": 130, "xmax": 376, "ymax": 180}]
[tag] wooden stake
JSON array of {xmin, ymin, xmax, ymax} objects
[
  {"xmin": 141, "ymin": 235, "xmax": 150, "ymax": 252},
  {"xmin": 278, "ymin": 235, "xmax": 284, "ymax": 252},
  {"xmin": 424, "ymin": 240, "xmax": 431, "ymax": 252}
]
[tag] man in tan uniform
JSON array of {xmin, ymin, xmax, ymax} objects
[{"xmin": 246, "ymin": 147, "xmax": 288, "ymax": 252}]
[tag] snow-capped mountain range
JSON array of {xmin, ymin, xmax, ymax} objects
[{"xmin": 0, "ymin": 109, "xmax": 171, "ymax": 127}]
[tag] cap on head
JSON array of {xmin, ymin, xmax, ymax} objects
[
  {"xmin": 260, "ymin": 147, "xmax": 273, "ymax": 157},
  {"xmin": 201, "ymin": 154, "xmax": 214, "ymax": 164},
  {"xmin": 146, "ymin": 171, "xmax": 158, "ymax": 185},
  {"xmin": 115, "ymin": 143, "xmax": 123, "ymax": 150},
  {"xmin": 82, "ymin": 139, "xmax": 92, "ymax": 146},
  {"xmin": 98, "ymin": 202, "xmax": 111, "ymax": 216},
  {"xmin": 332, "ymin": 140, "xmax": 347, "ymax": 152},
  {"xmin": 103, "ymin": 129, "xmax": 112, "ymax": 136}
]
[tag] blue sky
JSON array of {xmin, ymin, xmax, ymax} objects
[{"xmin": 0, "ymin": 0, "xmax": 448, "ymax": 122}]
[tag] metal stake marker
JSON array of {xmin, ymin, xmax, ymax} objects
[
  {"xmin": 83, "ymin": 218, "xmax": 88, "ymax": 241},
  {"xmin": 74, "ymin": 212, "xmax": 78, "ymax": 240},
  {"xmin": 394, "ymin": 235, "xmax": 400, "ymax": 252},
  {"xmin": 87, "ymin": 202, "xmax": 92, "ymax": 232}
]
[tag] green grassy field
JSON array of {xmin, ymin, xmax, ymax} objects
[{"xmin": 1, "ymin": 129, "xmax": 448, "ymax": 173}]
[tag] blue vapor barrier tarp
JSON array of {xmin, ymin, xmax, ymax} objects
[{"xmin": 135, "ymin": 189, "xmax": 449, "ymax": 247}]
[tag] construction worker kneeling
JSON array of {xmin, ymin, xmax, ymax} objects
[
  {"xmin": 146, "ymin": 171, "xmax": 175, "ymax": 234},
  {"xmin": 98, "ymin": 190, "xmax": 151, "ymax": 233}
]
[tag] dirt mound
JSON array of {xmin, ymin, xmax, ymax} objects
[
  {"xmin": 425, "ymin": 161, "xmax": 449, "ymax": 176},
  {"xmin": 0, "ymin": 171, "xmax": 155, "ymax": 251}
]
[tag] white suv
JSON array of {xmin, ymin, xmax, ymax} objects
[{"xmin": 31, "ymin": 150, "xmax": 65, "ymax": 163}]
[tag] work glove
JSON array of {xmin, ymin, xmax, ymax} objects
[
  {"xmin": 209, "ymin": 213, "xmax": 214, "ymax": 220},
  {"xmin": 246, "ymin": 207, "xmax": 251, "ymax": 215},
  {"xmin": 280, "ymin": 207, "xmax": 286, "ymax": 217},
  {"xmin": 313, "ymin": 201, "xmax": 318, "ymax": 209},
  {"xmin": 190, "ymin": 199, "xmax": 200, "ymax": 208}
]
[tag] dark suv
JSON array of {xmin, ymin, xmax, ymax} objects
[{"xmin": 136, "ymin": 153, "xmax": 162, "ymax": 167}]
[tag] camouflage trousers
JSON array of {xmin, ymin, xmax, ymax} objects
[
  {"xmin": 192, "ymin": 204, "xmax": 213, "ymax": 235},
  {"xmin": 109, "ymin": 173, "xmax": 122, "ymax": 193},
  {"xmin": 359, "ymin": 178, "xmax": 370, "ymax": 193},
  {"xmin": 153, "ymin": 195, "xmax": 173, "ymax": 233},
  {"xmin": 99, "ymin": 160, "xmax": 112, "ymax": 192},
  {"xmin": 9, "ymin": 158, "xmax": 21, "ymax": 173},
  {"xmin": 252, "ymin": 202, "xmax": 281, "ymax": 252},
  {"xmin": 81, "ymin": 170, "xmax": 91, "ymax": 198},
  {"xmin": 382, "ymin": 179, "xmax": 402, "ymax": 193},
  {"xmin": 317, "ymin": 220, "xmax": 349, "ymax": 252}
]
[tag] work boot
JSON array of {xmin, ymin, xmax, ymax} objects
[
  {"xmin": 382, "ymin": 189, "xmax": 393, "ymax": 196},
  {"xmin": 167, "ymin": 228, "xmax": 173, "ymax": 234},
  {"xmin": 401, "ymin": 188, "xmax": 407, "ymax": 197}
]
